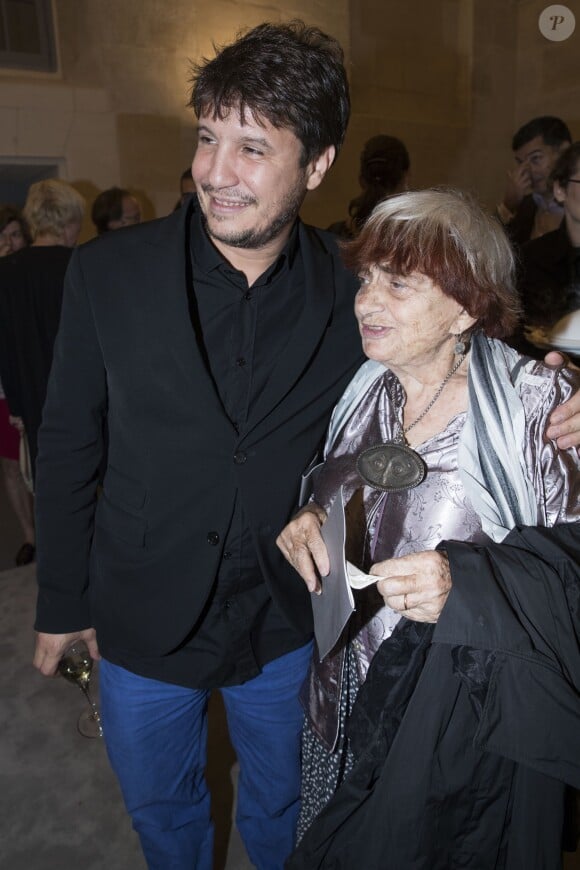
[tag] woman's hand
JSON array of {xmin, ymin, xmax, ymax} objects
[
  {"xmin": 276, "ymin": 503, "xmax": 329, "ymax": 594},
  {"xmin": 372, "ymin": 550, "xmax": 452, "ymax": 622}
]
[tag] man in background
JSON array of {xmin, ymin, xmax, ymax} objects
[{"xmin": 497, "ymin": 115, "xmax": 572, "ymax": 246}]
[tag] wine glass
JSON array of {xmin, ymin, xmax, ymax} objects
[{"xmin": 57, "ymin": 640, "xmax": 103, "ymax": 738}]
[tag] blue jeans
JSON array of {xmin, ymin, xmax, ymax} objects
[{"xmin": 99, "ymin": 642, "xmax": 312, "ymax": 870}]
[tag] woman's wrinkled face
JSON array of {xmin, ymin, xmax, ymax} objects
[{"xmin": 354, "ymin": 265, "xmax": 468, "ymax": 369}]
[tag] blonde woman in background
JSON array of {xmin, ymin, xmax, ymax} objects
[{"xmin": 0, "ymin": 180, "xmax": 85, "ymax": 481}]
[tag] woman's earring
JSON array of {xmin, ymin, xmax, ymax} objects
[{"xmin": 454, "ymin": 333, "xmax": 467, "ymax": 355}]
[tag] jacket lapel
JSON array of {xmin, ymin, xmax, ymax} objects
[
  {"xmin": 141, "ymin": 202, "xmax": 233, "ymax": 424},
  {"xmin": 243, "ymin": 221, "xmax": 336, "ymax": 433}
]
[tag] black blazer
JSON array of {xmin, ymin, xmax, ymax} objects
[{"xmin": 34, "ymin": 203, "xmax": 364, "ymax": 657}]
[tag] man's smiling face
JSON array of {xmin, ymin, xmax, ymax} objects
[{"xmin": 192, "ymin": 108, "xmax": 313, "ymax": 253}]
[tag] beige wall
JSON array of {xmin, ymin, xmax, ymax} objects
[
  {"xmin": 0, "ymin": 0, "xmax": 578, "ymax": 237},
  {"xmin": 305, "ymin": 0, "xmax": 580, "ymax": 229},
  {"xmin": 515, "ymin": 0, "xmax": 580, "ymax": 138},
  {"xmin": 306, "ymin": 0, "xmax": 477, "ymax": 227},
  {"xmin": 0, "ymin": 0, "xmax": 349, "ymax": 240}
]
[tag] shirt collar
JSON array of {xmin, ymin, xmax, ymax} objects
[
  {"xmin": 532, "ymin": 192, "xmax": 564, "ymax": 216},
  {"xmin": 190, "ymin": 198, "xmax": 300, "ymax": 286}
]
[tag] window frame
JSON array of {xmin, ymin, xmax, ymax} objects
[{"xmin": 0, "ymin": 0, "xmax": 57, "ymax": 73}]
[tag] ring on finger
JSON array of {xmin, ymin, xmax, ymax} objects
[{"xmin": 403, "ymin": 593, "xmax": 408, "ymax": 611}]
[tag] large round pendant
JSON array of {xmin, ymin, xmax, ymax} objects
[{"xmin": 356, "ymin": 442, "xmax": 427, "ymax": 492}]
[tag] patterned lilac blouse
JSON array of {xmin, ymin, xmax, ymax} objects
[{"xmin": 305, "ymin": 360, "xmax": 580, "ymax": 746}]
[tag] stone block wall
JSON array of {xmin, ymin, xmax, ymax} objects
[
  {"xmin": 0, "ymin": 0, "xmax": 349, "ymax": 239},
  {"xmin": 0, "ymin": 0, "xmax": 577, "ymax": 238}
]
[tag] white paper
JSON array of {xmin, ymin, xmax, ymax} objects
[
  {"xmin": 312, "ymin": 490, "xmax": 378, "ymax": 661},
  {"xmin": 346, "ymin": 561, "xmax": 378, "ymax": 589}
]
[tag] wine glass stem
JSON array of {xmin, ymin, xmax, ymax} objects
[{"xmin": 78, "ymin": 684, "xmax": 103, "ymax": 735}]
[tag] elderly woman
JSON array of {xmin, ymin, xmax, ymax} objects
[
  {"xmin": 0, "ymin": 179, "xmax": 85, "ymax": 479},
  {"xmin": 277, "ymin": 188, "xmax": 580, "ymax": 868}
]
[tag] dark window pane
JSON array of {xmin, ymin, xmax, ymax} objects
[
  {"xmin": 0, "ymin": 10, "xmax": 6, "ymax": 51},
  {"xmin": 6, "ymin": 0, "xmax": 41, "ymax": 54},
  {"xmin": 0, "ymin": 0, "xmax": 56, "ymax": 71}
]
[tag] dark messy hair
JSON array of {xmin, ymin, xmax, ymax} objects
[
  {"xmin": 512, "ymin": 116, "xmax": 571, "ymax": 151},
  {"xmin": 551, "ymin": 140, "xmax": 580, "ymax": 190},
  {"xmin": 91, "ymin": 187, "xmax": 131, "ymax": 235},
  {"xmin": 349, "ymin": 135, "xmax": 410, "ymax": 231},
  {"xmin": 189, "ymin": 20, "xmax": 350, "ymax": 167}
]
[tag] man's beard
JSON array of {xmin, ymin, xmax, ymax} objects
[{"xmin": 201, "ymin": 184, "xmax": 305, "ymax": 250}]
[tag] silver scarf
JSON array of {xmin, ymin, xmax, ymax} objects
[{"xmin": 325, "ymin": 333, "xmax": 539, "ymax": 543}]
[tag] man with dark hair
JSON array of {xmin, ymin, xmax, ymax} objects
[
  {"xmin": 498, "ymin": 115, "xmax": 572, "ymax": 246},
  {"xmin": 189, "ymin": 21, "xmax": 349, "ymax": 170},
  {"xmin": 32, "ymin": 21, "xmax": 358, "ymax": 870}
]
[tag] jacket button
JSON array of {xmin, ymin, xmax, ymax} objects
[
  {"xmin": 233, "ymin": 451, "xmax": 247, "ymax": 465},
  {"xmin": 207, "ymin": 531, "xmax": 220, "ymax": 546}
]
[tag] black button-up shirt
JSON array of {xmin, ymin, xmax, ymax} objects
[{"xmin": 123, "ymin": 206, "xmax": 311, "ymax": 689}]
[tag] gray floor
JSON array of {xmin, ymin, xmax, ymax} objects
[
  {"xmin": 0, "ymin": 473, "xmax": 252, "ymax": 869},
  {"xmin": 0, "ymin": 563, "xmax": 253, "ymax": 870}
]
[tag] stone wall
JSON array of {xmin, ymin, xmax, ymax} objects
[
  {"xmin": 311, "ymin": 0, "xmax": 477, "ymax": 228},
  {"xmin": 0, "ymin": 0, "xmax": 578, "ymax": 237},
  {"xmin": 515, "ymin": 0, "xmax": 580, "ymax": 137},
  {"xmin": 0, "ymin": 0, "xmax": 349, "ymax": 240},
  {"xmin": 316, "ymin": 0, "xmax": 579, "ymax": 230}
]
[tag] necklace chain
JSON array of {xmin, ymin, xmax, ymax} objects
[{"xmin": 402, "ymin": 353, "xmax": 466, "ymax": 436}]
